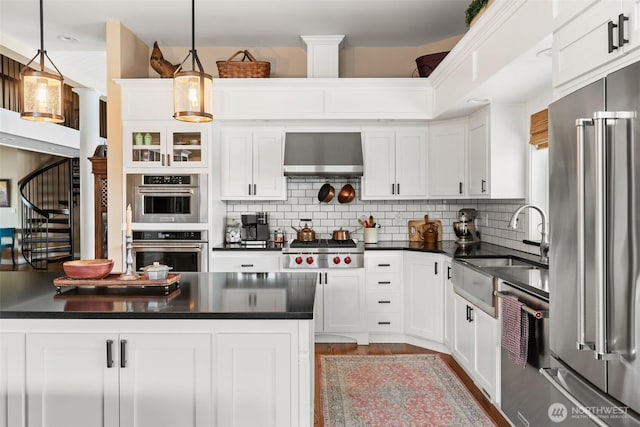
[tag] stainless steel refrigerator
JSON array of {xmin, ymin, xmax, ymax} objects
[{"xmin": 545, "ymin": 60, "xmax": 640, "ymax": 426}]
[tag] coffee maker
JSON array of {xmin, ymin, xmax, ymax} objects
[
  {"xmin": 241, "ymin": 212, "xmax": 270, "ymax": 245},
  {"xmin": 452, "ymin": 208, "xmax": 479, "ymax": 245}
]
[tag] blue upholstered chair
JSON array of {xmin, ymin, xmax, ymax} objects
[{"xmin": 0, "ymin": 227, "xmax": 16, "ymax": 265}]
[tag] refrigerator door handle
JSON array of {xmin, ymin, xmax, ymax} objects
[
  {"xmin": 540, "ymin": 367, "xmax": 609, "ymax": 427},
  {"xmin": 592, "ymin": 111, "xmax": 635, "ymax": 361},
  {"xmin": 575, "ymin": 118, "xmax": 595, "ymax": 351}
]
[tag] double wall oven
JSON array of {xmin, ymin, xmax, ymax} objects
[{"xmin": 126, "ymin": 174, "xmax": 209, "ymax": 272}]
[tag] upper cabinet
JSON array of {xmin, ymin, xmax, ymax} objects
[
  {"xmin": 553, "ymin": 0, "xmax": 640, "ymax": 95},
  {"xmin": 361, "ymin": 127, "xmax": 427, "ymax": 200},
  {"xmin": 123, "ymin": 122, "xmax": 208, "ymax": 171},
  {"xmin": 427, "ymin": 119, "xmax": 467, "ymax": 198},
  {"xmin": 428, "ymin": 105, "xmax": 526, "ymax": 200},
  {"xmin": 219, "ymin": 127, "xmax": 286, "ymax": 200}
]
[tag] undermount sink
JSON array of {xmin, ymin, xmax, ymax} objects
[{"xmin": 461, "ymin": 257, "xmax": 542, "ymax": 269}]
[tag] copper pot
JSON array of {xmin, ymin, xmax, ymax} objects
[
  {"xmin": 338, "ymin": 183, "xmax": 356, "ymax": 203},
  {"xmin": 291, "ymin": 222, "xmax": 316, "ymax": 241},
  {"xmin": 331, "ymin": 227, "xmax": 360, "ymax": 240}
]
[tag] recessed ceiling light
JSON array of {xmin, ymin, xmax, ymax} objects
[
  {"xmin": 536, "ymin": 48, "xmax": 552, "ymax": 58},
  {"xmin": 58, "ymin": 35, "xmax": 78, "ymax": 43},
  {"xmin": 467, "ymin": 98, "xmax": 490, "ymax": 104}
]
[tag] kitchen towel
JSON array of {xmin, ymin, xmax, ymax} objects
[{"xmin": 501, "ymin": 294, "xmax": 529, "ymax": 368}]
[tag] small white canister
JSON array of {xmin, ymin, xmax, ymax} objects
[{"xmin": 363, "ymin": 227, "xmax": 378, "ymax": 244}]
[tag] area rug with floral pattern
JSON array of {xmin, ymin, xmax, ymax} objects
[{"xmin": 320, "ymin": 354, "xmax": 496, "ymax": 427}]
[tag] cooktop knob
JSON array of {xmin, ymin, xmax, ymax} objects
[
  {"xmin": 306, "ymin": 256, "xmax": 314, "ymax": 264},
  {"xmin": 344, "ymin": 256, "xmax": 352, "ymax": 264},
  {"xmin": 333, "ymin": 256, "xmax": 341, "ymax": 264},
  {"xmin": 295, "ymin": 256, "xmax": 303, "ymax": 265}
]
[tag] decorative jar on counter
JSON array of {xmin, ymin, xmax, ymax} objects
[{"xmin": 225, "ymin": 220, "xmax": 241, "ymax": 243}]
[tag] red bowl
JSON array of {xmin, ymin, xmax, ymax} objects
[{"xmin": 63, "ymin": 259, "xmax": 114, "ymax": 280}]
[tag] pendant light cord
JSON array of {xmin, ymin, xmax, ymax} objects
[
  {"xmin": 191, "ymin": 0, "xmax": 196, "ymax": 70},
  {"xmin": 39, "ymin": 0, "xmax": 45, "ymax": 71}
]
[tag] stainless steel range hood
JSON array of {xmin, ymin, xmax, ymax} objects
[{"xmin": 283, "ymin": 132, "xmax": 363, "ymax": 176}]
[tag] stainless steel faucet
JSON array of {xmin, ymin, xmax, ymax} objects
[{"xmin": 508, "ymin": 204, "xmax": 549, "ymax": 264}]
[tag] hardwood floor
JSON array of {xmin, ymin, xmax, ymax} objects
[{"xmin": 314, "ymin": 343, "xmax": 510, "ymax": 427}]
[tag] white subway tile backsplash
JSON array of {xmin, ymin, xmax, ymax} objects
[{"xmin": 224, "ymin": 178, "xmax": 535, "ymax": 254}]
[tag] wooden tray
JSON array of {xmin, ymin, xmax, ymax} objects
[{"xmin": 54, "ymin": 273, "xmax": 181, "ymax": 295}]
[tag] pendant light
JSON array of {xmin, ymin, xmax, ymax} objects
[
  {"xmin": 20, "ymin": 0, "xmax": 64, "ymax": 123},
  {"xmin": 174, "ymin": 0, "xmax": 212, "ymax": 122}
]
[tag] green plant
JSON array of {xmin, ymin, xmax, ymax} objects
[{"xmin": 465, "ymin": 0, "xmax": 489, "ymax": 27}]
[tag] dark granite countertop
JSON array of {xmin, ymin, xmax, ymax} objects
[{"xmin": 0, "ymin": 272, "xmax": 316, "ymax": 320}]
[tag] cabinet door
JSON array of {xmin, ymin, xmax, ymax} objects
[
  {"xmin": 553, "ymin": 1, "xmax": 624, "ymax": 87},
  {"xmin": 473, "ymin": 308, "xmax": 498, "ymax": 401},
  {"xmin": 361, "ymin": 130, "xmax": 396, "ymax": 199},
  {"xmin": 167, "ymin": 127, "xmax": 208, "ymax": 168},
  {"xmin": 323, "ymin": 270, "xmax": 364, "ymax": 332},
  {"xmin": 467, "ymin": 111, "xmax": 489, "ymax": 197},
  {"xmin": 394, "ymin": 129, "xmax": 427, "ymax": 199},
  {"xmin": 443, "ymin": 260, "xmax": 455, "ymax": 349},
  {"xmin": 220, "ymin": 129, "xmax": 254, "ymax": 199},
  {"xmin": 27, "ymin": 333, "xmax": 120, "ymax": 427},
  {"xmin": 452, "ymin": 295, "xmax": 474, "ymax": 371},
  {"xmin": 119, "ymin": 333, "xmax": 211, "ymax": 427},
  {"xmin": 252, "ymin": 130, "xmax": 286, "ymax": 199},
  {"xmin": 403, "ymin": 252, "xmax": 443, "ymax": 342},
  {"xmin": 428, "ymin": 122, "xmax": 466, "ymax": 197},
  {"xmin": 123, "ymin": 124, "xmax": 164, "ymax": 169},
  {"xmin": 215, "ymin": 333, "xmax": 293, "ymax": 427},
  {"xmin": 0, "ymin": 333, "xmax": 25, "ymax": 427}
]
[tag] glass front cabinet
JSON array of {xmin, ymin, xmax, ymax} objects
[{"xmin": 123, "ymin": 123, "xmax": 208, "ymax": 170}]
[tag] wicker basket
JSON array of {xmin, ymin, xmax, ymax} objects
[{"xmin": 216, "ymin": 50, "xmax": 270, "ymax": 78}]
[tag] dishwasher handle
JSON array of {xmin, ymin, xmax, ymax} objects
[{"xmin": 494, "ymin": 290, "xmax": 548, "ymax": 319}]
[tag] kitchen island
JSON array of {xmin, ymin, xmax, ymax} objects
[{"xmin": 0, "ymin": 271, "xmax": 316, "ymax": 427}]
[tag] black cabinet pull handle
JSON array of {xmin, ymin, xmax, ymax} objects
[
  {"xmin": 466, "ymin": 305, "xmax": 470, "ymax": 322},
  {"xmin": 253, "ymin": 184, "xmax": 257, "ymax": 195},
  {"xmin": 459, "ymin": 182, "xmax": 463, "ymax": 194},
  {"xmin": 378, "ymin": 263, "xmax": 391, "ymax": 267},
  {"xmin": 319, "ymin": 272, "xmax": 322, "ymax": 285},
  {"xmin": 120, "ymin": 339, "xmax": 127, "ymax": 368},
  {"xmin": 392, "ymin": 183, "xmax": 395, "ymax": 195},
  {"xmin": 397, "ymin": 183, "xmax": 400, "ymax": 195},
  {"xmin": 447, "ymin": 266, "xmax": 451, "ymax": 281},
  {"xmin": 469, "ymin": 306, "xmax": 474, "ymax": 322},
  {"xmin": 106, "ymin": 340, "xmax": 114, "ymax": 368},
  {"xmin": 325, "ymin": 272, "xmax": 328, "ymax": 284},
  {"xmin": 378, "ymin": 300, "xmax": 391, "ymax": 304},
  {"xmin": 608, "ymin": 20, "xmax": 619, "ymax": 53},
  {"xmin": 378, "ymin": 321, "xmax": 391, "ymax": 325},
  {"xmin": 248, "ymin": 184, "xmax": 252, "ymax": 195},
  {"xmin": 619, "ymin": 14, "xmax": 629, "ymax": 47},
  {"xmin": 378, "ymin": 281, "xmax": 391, "ymax": 285},
  {"xmin": 241, "ymin": 264, "xmax": 254, "ymax": 267},
  {"xmin": 434, "ymin": 262, "xmax": 438, "ymax": 275},
  {"xmin": 481, "ymin": 179, "xmax": 486, "ymax": 193}
]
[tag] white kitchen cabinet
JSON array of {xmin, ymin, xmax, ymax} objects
[
  {"xmin": 467, "ymin": 105, "xmax": 526, "ymax": 199},
  {"xmin": 427, "ymin": 120, "xmax": 467, "ymax": 198},
  {"xmin": 443, "ymin": 259, "xmax": 455, "ymax": 349},
  {"xmin": 0, "ymin": 333, "xmax": 25, "ymax": 427},
  {"xmin": 212, "ymin": 251, "xmax": 281, "ymax": 273},
  {"xmin": 214, "ymin": 332, "xmax": 294, "ymax": 427},
  {"xmin": 221, "ymin": 288, "xmax": 287, "ymax": 312},
  {"xmin": 220, "ymin": 128, "xmax": 286, "ymax": 200},
  {"xmin": 365, "ymin": 251, "xmax": 403, "ymax": 334},
  {"xmin": 26, "ymin": 332, "xmax": 212, "ymax": 427},
  {"xmin": 554, "ymin": 0, "xmax": 640, "ymax": 91},
  {"xmin": 315, "ymin": 269, "xmax": 365, "ymax": 338},
  {"xmin": 361, "ymin": 127, "xmax": 427, "ymax": 200},
  {"xmin": 452, "ymin": 293, "xmax": 498, "ymax": 402},
  {"xmin": 403, "ymin": 252, "xmax": 444, "ymax": 343},
  {"xmin": 122, "ymin": 122, "xmax": 209, "ymax": 171}
]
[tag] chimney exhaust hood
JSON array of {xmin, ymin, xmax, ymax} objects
[{"xmin": 283, "ymin": 132, "xmax": 363, "ymax": 176}]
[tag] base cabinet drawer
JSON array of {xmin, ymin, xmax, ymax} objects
[
  {"xmin": 366, "ymin": 292, "xmax": 401, "ymax": 313},
  {"xmin": 366, "ymin": 313, "xmax": 403, "ymax": 333},
  {"xmin": 365, "ymin": 253, "xmax": 403, "ymax": 273},
  {"xmin": 365, "ymin": 273, "xmax": 401, "ymax": 292},
  {"xmin": 212, "ymin": 253, "xmax": 281, "ymax": 272}
]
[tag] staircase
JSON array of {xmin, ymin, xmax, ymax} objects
[{"xmin": 19, "ymin": 158, "xmax": 79, "ymax": 270}]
